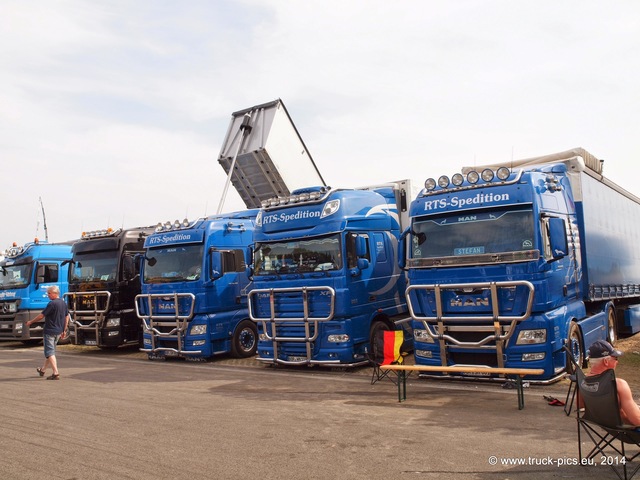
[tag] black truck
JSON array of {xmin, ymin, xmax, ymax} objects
[{"xmin": 65, "ymin": 226, "xmax": 154, "ymax": 348}]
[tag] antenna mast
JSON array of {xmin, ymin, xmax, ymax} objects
[{"xmin": 39, "ymin": 197, "xmax": 49, "ymax": 242}]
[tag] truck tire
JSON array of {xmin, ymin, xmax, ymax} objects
[
  {"xmin": 369, "ymin": 320, "xmax": 391, "ymax": 357},
  {"xmin": 606, "ymin": 305, "xmax": 617, "ymax": 345},
  {"xmin": 566, "ymin": 322, "xmax": 584, "ymax": 373},
  {"xmin": 231, "ymin": 319, "xmax": 258, "ymax": 358}
]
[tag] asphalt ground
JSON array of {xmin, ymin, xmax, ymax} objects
[{"xmin": 0, "ymin": 342, "xmax": 627, "ymax": 480}]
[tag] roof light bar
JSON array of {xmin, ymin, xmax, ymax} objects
[
  {"xmin": 422, "ymin": 166, "xmax": 513, "ymax": 194},
  {"xmin": 155, "ymin": 219, "xmax": 191, "ymax": 233},
  {"xmin": 261, "ymin": 187, "xmax": 331, "ymax": 210},
  {"xmin": 82, "ymin": 228, "xmax": 115, "ymax": 239}
]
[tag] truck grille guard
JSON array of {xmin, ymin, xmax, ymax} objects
[
  {"xmin": 135, "ymin": 293, "xmax": 196, "ymax": 355},
  {"xmin": 406, "ymin": 280, "xmax": 535, "ymax": 369},
  {"xmin": 64, "ymin": 291, "xmax": 111, "ymax": 346},
  {"xmin": 248, "ymin": 286, "xmax": 336, "ymax": 365}
]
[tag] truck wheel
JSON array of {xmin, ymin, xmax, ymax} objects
[
  {"xmin": 369, "ymin": 320, "xmax": 391, "ymax": 357},
  {"xmin": 566, "ymin": 322, "xmax": 584, "ymax": 373},
  {"xmin": 606, "ymin": 305, "xmax": 617, "ymax": 345},
  {"xmin": 231, "ymin": 320, "xmax": 258, "ymax": 358}
]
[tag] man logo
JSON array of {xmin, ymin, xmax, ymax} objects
[{"xmin": 450, "ymin": 298, "xmax": 490, "ymax": 307}]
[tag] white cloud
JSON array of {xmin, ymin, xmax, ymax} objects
[{"xmin": 1, "ymin": 0, "xmax": 640, "ymax": 247}]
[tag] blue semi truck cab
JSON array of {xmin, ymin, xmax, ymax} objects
[
  {"xmin": 0, "ymin": 240, "xmax": 73, "ymax": 342},
  {"xmin": 135, "ymin": 210, "xmax": 258, "ymax": 360},
  {"xmin": 65, "ymin": 226, "xmax": 155, "ymax": 348},
  {"xmin": 248, "ymin": 180, "xmax": 413, "ymax": 367},
  {"xmin": 403, "ymin": 148, "xmax": 640, "ymax": 381}
]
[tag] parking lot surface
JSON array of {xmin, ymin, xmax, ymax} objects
[{"xmin": 0, "ymin": 343, "xmax": 616, "ymax": 479}]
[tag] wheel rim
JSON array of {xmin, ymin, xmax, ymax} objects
[
  {"xmin": 568, "ymin": 326, "xmax": 583, "ymax": 370},
  {"xmin": 608, "ymin": 308, "xmax": 617, "ymax": 344},
  {"xmin": 239, "ymin": 327, "xmax": 256, "ymax": 353}
]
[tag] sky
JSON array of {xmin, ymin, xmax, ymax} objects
[{"xmin": 1, "ymin": 0, "xmax": 639, "ymax": 249}]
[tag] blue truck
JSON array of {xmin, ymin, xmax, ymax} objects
[
  {"xmin": 135, "ymin": 211, "xmax": 259, "ymax": 360},
  {"xmin": 0, "ymin": 240, "xmax": 73, "ymax": 343},
  {"xmin": 65, "ymin": 226, "xmax": 155, "ymax": 348},
  {"xmin": 403, "ymin": 148, "xmax": 640, "ymax": 381},
  {"xmin": 248, "ymin": 180, "xmax": 413, "ymax": 366}
]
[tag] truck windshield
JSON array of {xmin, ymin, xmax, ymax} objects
[
  {"xmin": 410, "ymin": 208, "xmax": 536, "ymax": 266},
  {"xmin": 143, "ymin": 245, "xmax": 204, "ymax": 283},
  {"xmin": 254, "ymin": 234, "xmax": 342, "ymax": 275},
  {"xmin": 0, "ymin": 263, "xmax": 32, "ymax": 289},
  {"xmin": 70, "ymin": 251, "xmax": 119, "ymax": 282}
]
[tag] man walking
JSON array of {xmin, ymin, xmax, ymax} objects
[{"xmin": 26, "ymin": 285, "xmax": 69, "ymax": 380}]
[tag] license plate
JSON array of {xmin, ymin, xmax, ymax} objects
[
  {"xmin": 165, "ymin": 350, "xmax": 179, "ymax": 357},
  {"xmin": 85, "ymin": 340, "xmax": 97, "ymax": 346},
  {"xmin": 0, "ymin": 324, "xmax": 8, "ymax": 329},
  {"xmin": 288, "ymin": 356, "xmax": 307, "ymax": 362}
]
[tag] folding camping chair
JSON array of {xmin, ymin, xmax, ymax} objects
[
  {"xmin": 368, "ymin": 329, "xmax": 407, "ymax": 385},
  {"xmin": 575, "ymin": 367, "xmax": 640, "ymax": 480}
]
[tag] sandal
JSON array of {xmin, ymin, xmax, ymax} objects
[
  {"xmin": 543, "ymin": 395, "xmax": 565, "ymax": 406},
  {"xmin": 46, "ymin": 374, "xmax": 60, "ymax": 380},
  {"xmin": 36, "ymin": 367, "xmax": 45, "ymax": 377}
]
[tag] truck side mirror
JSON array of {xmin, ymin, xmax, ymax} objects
[
  {"xmin": 398, "ymin": 227, "xmax": 411, "ymax": 269},
  {"xmin": 548, "ymin": 217, "xmax": 568, "ymax": 259},
  {"xmin": 122, "ymin": 255, "xmax": 136, "ymax": 280},
  {"xmin": 36, "ymin": 264, "xmax": 46, "ymax": 284},
  {"xmin": 209, "ymin": 250, "xmax": 223, "ymax": 280},
  {"xmin": 357, "ymin": 258, "xmax": 369, "ymax": 270},
  {"xmin": 355, "ymin": 235, "xmax": 368, "ymax": 258}
]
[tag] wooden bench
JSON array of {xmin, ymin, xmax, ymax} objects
[{"xmin": 379, "ymin": 365, "xmax": 545, "ymax": 410}]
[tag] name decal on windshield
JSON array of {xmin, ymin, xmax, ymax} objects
[
  {"xmin": 262, "ymin": 210, "xmax": 321, "ymax": 225},
  {"xmin": 424, "ymin": 192, "xmax": 510, "ymax": 211}
]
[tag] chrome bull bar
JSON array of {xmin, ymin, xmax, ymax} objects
[
  {"xmin": 64, "ymin": 291, "xmax": 111, "ymax": 346},
  {"xmin": 248, "ymin": 286, "xmax": 335, "ymax": 365},
  {"xmin": 135, "ymin": 293, "xmax": 196, "ymax": 355},
  {"xmin": 406, "ymin": 280, "xmax": 535, "ymax": 368}
]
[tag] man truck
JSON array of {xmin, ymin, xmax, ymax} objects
[
  {"xmin": 403, "ymin": 148, "xmax": 640, "ymax": 381},
  {"xmin": 0, "ymin": 240, "xmax": 73, "ymax": 343},
  {"xmin": 134, "ymin": 99, "xmax": 327, "ymax": 361},
  {"xmin": 65, "ymin": 226, "xmax": 154, "ymax": 348},
  {"xmin": 248, "ymin": 180, "xmax": 413, "ymax": 366},
  {"xmin": 135, "ymin": 211, "xmax": 259, "ymax": 360}
]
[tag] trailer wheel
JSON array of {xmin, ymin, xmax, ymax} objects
[
  {"xmin": 606, "ymin": 305, "xmax": 617, "ymax": 345},
  {"xmin": 231, "ymin": 320, "xmax": 258, "ymax": 358},
  {"xmin": 566, "ymin": 322, "xmax": 584, "ymax": 373}
]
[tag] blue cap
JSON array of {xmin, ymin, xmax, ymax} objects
[{"xmin": 588, "ymin": 340, "xmax": 623, "ymax": 359}]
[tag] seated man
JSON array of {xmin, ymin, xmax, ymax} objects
[{"xmin": 587, "ymin": 340, "xmax": 640, "ymax": 425}]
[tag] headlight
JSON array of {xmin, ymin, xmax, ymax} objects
[
  {"xmin": 516, "ymin": 329, "xmax": 546, "ymax": 344},
  {"xmin": 413, "ymin": 329, "xmax": 434, "ymax": 342},
  {"xmin": 481, "ymin": 168, "xmax": 494, "ymax": 182},
  {"xmin": 496, "ymin": 166, "xmax": 511, "ymax": 180},
  {"xmin": 451, "ymin": 173, "xmax": 464, "ymax": 186},
  {"xmin": 424, "ymin": 178, "xmax": 436, "ymax": 191},
  {"xmin": 106, "ymin": 318, "xmax": 121, "ymax": 327},
  {"xmin": 328, "ymin": 334, "xmax": 349, "ymax": 343},
  {"xmin": 321, "ymin": 199, "xmax": 340, "ymax": 218},
  {"xmin": 190, "ymin": 324, "xmax": 207, "ymax": 335}
]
